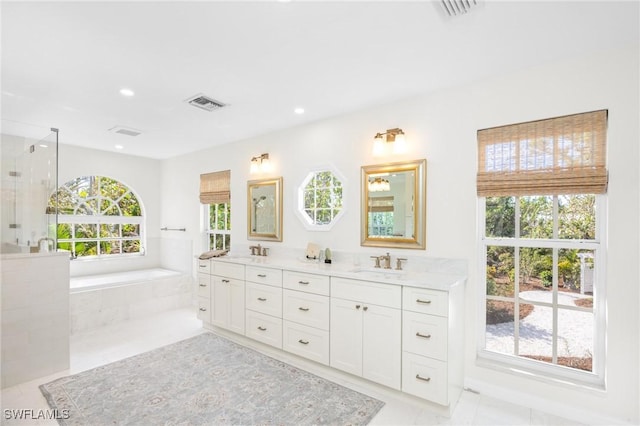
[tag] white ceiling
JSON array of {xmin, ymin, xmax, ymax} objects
[{"xmin": 1, "ymin": 1, "xmax": 638, "ymax": 160}]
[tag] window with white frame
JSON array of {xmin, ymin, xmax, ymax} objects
[
  {"xmin": 477, "ymin": 110, "xmax": 608, "ymax": 384},
  {"xmin": 205, "ymin": 202, "xmax": 231, "ymax": 251},
  {"xmin": 49, "ymin": 176, "xmax": 144, "ymax": 258},
  {"xmin": 200, "ymin": 170, "xmax": 231, "ymax": 251}
]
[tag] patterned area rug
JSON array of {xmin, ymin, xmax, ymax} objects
[{"xmin": 40, "ymin": 332, "xmax": 384, "ymax": 425}]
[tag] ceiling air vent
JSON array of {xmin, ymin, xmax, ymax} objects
[
  {"xmin": 185, "ymin": 93, "xmax": 227, "ymax": 112},
  {"xmin": 441, "ymin": 0, "xmax": 479, "ymax": 16},
  {"xmin": 108, "ymin": 126, "xmax": 142, "ymax": 137}
]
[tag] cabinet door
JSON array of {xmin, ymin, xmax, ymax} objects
[
  {"xmin": 229, "ymin": 279, "xmax": 245, "ymax": 335},
  {"xmin": 362, "ymin": 304, "xmax": 401, "ymax": 390},
  {"xmin": 212, "ymin": 278, "xmax": 230, "ymax": 329},
  {"xmin": 330, "ymin": 298, "xmax": 363, "ymax": 377}
]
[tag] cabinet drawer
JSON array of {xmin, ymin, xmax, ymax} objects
[
  {"xmin": 197, "ymin": 297, "xmax": 210, "ymax": 323},
  {"xmin": 283, "ymin": 290, "xmax": 329, "ymax": 330},
  {"xmin": 283, "ymin": 270, "xmax": 330, "ymax": 296},
  {"xmin": 246, "ymin": 266, "xmax": 283, "ymax": 287},
  {"xmin": 212, "ymin": 261, "xmax": 245, "ymax": 280},
  {"xmin": 403, "ymin": 311, "xmax": 448, "ymax": 361},
  {"xmin": 197, "ymin": 259, "xmax": 211, "ymax": 274},
  {"xmin": 197, "ymin": 273, "xmax": 211, "ymax": 299},
  {"xmin": 403, "ymin": 287, "xmax": 448, "ymax": 317},
  {"xmin": 402, "ymin": 352, "xmax": 448, "ymax": 405},
  {"xmin": 245, "ymin": 310, "xmax": 282, "ymax": 349},
  {"xmin": 283, "ymin": 320, "xmax": 330, "ymax": 365},
  {"xmin": 331, "ymin": 277, "xmax": 401, "ymax": 309},
  {"xmin": 245, "ymin": 282, "xmax": 282, "ymax": 318}
]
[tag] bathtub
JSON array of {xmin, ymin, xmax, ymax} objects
[{"xmin": 69, "ymin": 268, "xmax": 192, "ymax": 334}]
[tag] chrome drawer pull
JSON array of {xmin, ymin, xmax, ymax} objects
[
  {"xmin": 199, "ymin": 308, "xmax": 207, "ymax": 312},
  {"xmin": 416, "ymin": 299, "xmax": 432, "ymax": 304},
  {"xmin": 298, "ymin": 280, "xmax": 310, "ymax": 285},
  {"xmin": 199, "ymin": 264, "xmax": 207, "ymax": 268},
  {"xmin": 222, "ymin": 279, "xmax": 230, "ymax": 283},
  {"xmin": 298, "ymin": 307, "xmax": 310, "ymax": 312},
  {"xmin": 363, "ymin": 306, "xmax": 368, "ymax": 311},
  {"xmin": 258, "ymin": 297, "xmax": 267, "ymax": 301},
  {"xmin": 257, "ymin": 326, "xmax": 267, "ymax": 331},
  {"xmin": 355, "ymin": 304, "xmax": 361, "ymax": 310},
  {"xmin": 199, "ymin": 284, "xmax": 207, "ymax": 287},
  {"xmin": 416, "ymin": 374, "xmax": 431, "ymax": 382},
  {"xmin": 298, "ymin": 339, "xmax": 309, "ymax": 345},
  {"xmin": 257, "ymin": 274, "xmax": 267, "ymax": 278},
  {"xmin": 416, "ymin": 332, "xmax": 432, "ymax": 339}
]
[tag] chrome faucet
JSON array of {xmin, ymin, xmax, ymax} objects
[
  {"xmin": 380, "ymin": 252, "xmax": 392, "ymax": 269},
  {"xmin": 249, "ymin": 244, "xmax": 268, "ymax": 256},
  {"xmin": 37, "ymin": 237, "xmax": 55, "ymax": 252}
]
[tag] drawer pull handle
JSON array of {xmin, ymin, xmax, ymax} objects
[
  {"xmin": 199, "ymin": 265, "xmax": 207, "ymax": 268},
  {"xmin": 257, "ymin": 274, "xmax": 267, "ymax": 278},
  {"xmin": 199, "ymin": 284, "xmax": 207, "ymax": 287},
  {"xmin": 222, "ymin": 279, "xmax": 230, "ymax": 283},
  {"xmin": 298, "ymin": 280, "xmax": 310, "ymax": 285},
  {"xmin": 257, "ymin": 326, "xmax": 267, "ymax": 331},
  {"xmin": 199, "ymin": 308, "xmax": 207, "ymax": 312},
  {"xmin": 416, "ymin": 299, "xmax": 432, "ymax": 304},
  {"xmin": 363, "ymin": 306, "xmax": 368, "ymax": 311},
  {"xmin": 355, "ymin": 304, "xmax": 361, "ymax": 310},
  {"xmin": 416, "ymin": 332, "xmax": 432, "ymax": 339},
  {"xmin": 298, "ymin": 339, "xmax": 309, "ymax": 345},
  {"xmin": 298, "ymin": 307, "xmax": 310, "ymax": 312},
  {"xmin": 258, "ymin": 297, "xmax": 267, "ymax": 302},
  {"xmin": 416, "ymin": 374, "xmax": 431, "ymax": 382}
]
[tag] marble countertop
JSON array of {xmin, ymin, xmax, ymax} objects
[{"xmin": 205, "ymin": 254, "xmax": 466, "ymax": 291}]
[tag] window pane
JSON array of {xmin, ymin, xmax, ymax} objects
[
  {"xmin": 119, "ymin": 192, "xmax": 141, "ymax": 216},
  {"xmin": 485, "ymin": 300, "xmax": 515, "ymax": 355},
  {"xmin": 485, "ymin": 196, "xmax": 515, "ymax": 238},
  {"xmin": 224, "ymin": 234, "xmax": 231, "ymax": 250},
  {"xmin": 75, "ymin": 240, "xmax": 97, "ymax": 257},
  {"xmin": 486, "ymin": 246, "xmax": 515, "ymax": 297},
  {"xmin": 558, "ymin": 308, "xmax": 593, "ymax": 372},
  {"xmin": 51, "ymin": 188, "xmax": 75, "ymax": 214},
  {"xmin": 122, "ymin": 224, "xmax": 140, "ymax": 237},
  {"xmin": 519, "ymin": 247, "xmax": 552, "ymax": 293},
  {"xmin": 520, "ymin": 196, "xmax": 553, "ymax": 239},
  {"xmin": 99, "ymin": 176, "xmax": 127, "ymax": 200},
  {"xmin": 122, "ymin": 240, "xmax": 141, "ymax": 253},
  {"xmin": 75, "ymin": 224, "xmax": 97, "ymax": 239},
  {"xmin": 518, "ymin": 305, "xmax": 553, "ymax": 362},
  {"xmin": 100, "ymin": 240, "xmax": 121, "ymax": 255},
  {"xmin": 558, "ymin": 249, "xmax": 594, "ymax": 307},
  {"xmin": 558, "ymin": 195, "xmax": 595, "ymax": 240},
  {"xmin": 57, "ymin": 223, "xmax": 72, "ymax": 239},
  {"xmin": 304, "ymin": 190, "xmax": 315, "ymax": 210},
  {"xmin": 316, "ymin": 171, "xmax": 332, "ymax": 188},
  {"xmin": 316, "ymin": 189, "xmax": 331, "ymax": 208},
  {"xmin": 316, "ymin": 209, "xmax": 331, "ymax": 225},
  {"xmin": 100, "ymin": 224, "xmax": 120, "ymax": 238}
]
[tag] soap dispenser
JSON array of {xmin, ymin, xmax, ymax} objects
[{"xmin": 324, "ymin": 247, "xmax": 332, "ymax": 264}]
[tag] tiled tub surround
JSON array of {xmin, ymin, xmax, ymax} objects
[
  {"xmin": 1, "ymin": 252, "xmax": 70, "ymax": 388},
  {"xmin": 70, "ymin": 268, "xmax": 191, "ymax": 334},
  {"xmin": 199, "ymin": 249, "xmax": 466, "ymax": 416}
]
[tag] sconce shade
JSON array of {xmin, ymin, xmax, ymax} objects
[
  {"xmin": 250, "ymin": 153, "xmax": 271, "ymax": 174},
  {"xmin": 372, "ymin": 128, "xmax": 407, "ymax": 156}
]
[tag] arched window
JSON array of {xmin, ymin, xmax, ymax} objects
[{"xmin": 49, "ymin": 176, "xmax": 144, "ymax": 259}]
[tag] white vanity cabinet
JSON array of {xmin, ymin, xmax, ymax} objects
[
  {"xmin": 211, "ymin": 261, "xmax": 246, "ymax": 335},
  {"xmin": 282, "ymin": 270, "xmax": 330, "ymax": 365},
  {"xmin": 329, "ymin": 277, "xmax": 402, "ymax": 390},
  {"xmin": 244, "ymin": 265, "xmax": 283, "ymax": 348},
  {"xmin": 401, "ymin": 284, "xmax": 465, "ymax": 408}
]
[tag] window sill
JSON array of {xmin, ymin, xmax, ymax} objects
[{"xmin": 476, "ymin": 351, "xmax": 606, "ymax": 395}]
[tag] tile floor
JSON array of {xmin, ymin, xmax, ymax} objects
[{"xmin": 1, "ymin": 307, "xmax": 584, "ymax": 425}]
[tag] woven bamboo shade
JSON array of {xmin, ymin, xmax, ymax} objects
[
  {"xmin": 369, "ymin": 196, "xmax": 394, "ymax": 213},
  {"xmin": 200, "ymin": 170, "xmax": 230, "ymax": 204},
  {"xmin": 477, "ymin": 110, "xmax": 608, "ymax": 196}
]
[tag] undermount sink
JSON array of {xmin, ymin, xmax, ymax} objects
[{"xmin": 349, "ymin": 267, "xmax": 406, "ymax": 276}]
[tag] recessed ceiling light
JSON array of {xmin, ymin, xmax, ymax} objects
[
  {"xmin": 115, "ymin": 144, "xmax": 124, "ymax": 150},
  {"xmin": 294, "ymin": 107, "xmax": 305, "ymax": 114},
  {"xmin": 119, "ymin": 88, "xmax": 135, "ymax": 97}
]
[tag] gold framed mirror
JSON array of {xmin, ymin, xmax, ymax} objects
[
  {"xmin": 361, "ymin": 159, "xmax": 426, "ymax": 249},
  {"xmin": 247, "ymin": 177, "xmax": 283, "ymax": 242}
]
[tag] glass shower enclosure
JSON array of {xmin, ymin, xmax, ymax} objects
[{"xmin": 1, "ymin": 126, "xmax": 58, "ymax": 254}]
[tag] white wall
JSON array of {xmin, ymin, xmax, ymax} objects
[
  {"xmin": 58, "ymin": 144, "xmax": 164, "ymax": 276},
  {"xmin": 161, "ymin": 45, "xmax": 639, "ymax": 423}
]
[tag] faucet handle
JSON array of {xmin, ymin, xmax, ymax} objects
[
  {"xmin": 396, "ymin": 258, "xmax": 407, "ymax": 270},
  {"xmin": 370, "ymin": 255, "xmax": 381, "ymax": 268}
]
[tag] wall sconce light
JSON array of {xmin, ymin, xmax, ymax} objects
[
  {"xmin": 250, "ymin": 153, "xmax": 271, "ymax": 174},
  {"xmin": 372, "ymin": 128, "xmax": 407, "ymax": 156},
  {"xmin": 368, "ymin": 177, "xmax": 391, "ymax": 192}
]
